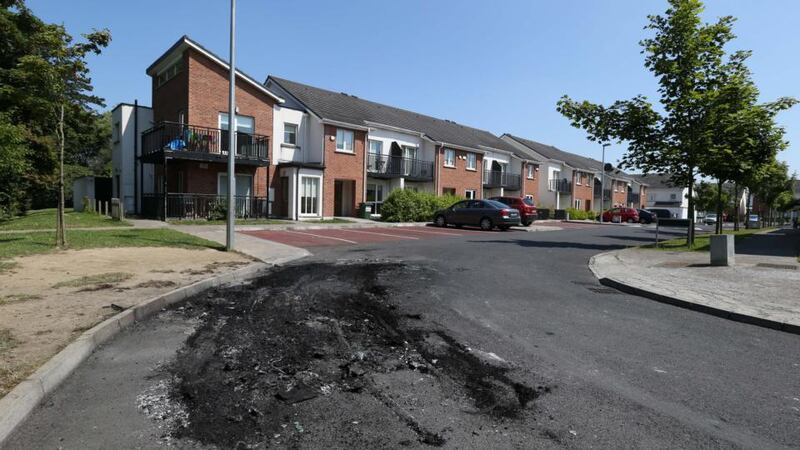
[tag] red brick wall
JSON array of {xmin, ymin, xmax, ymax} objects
[
  {"xmin": 162, "ymin": 161, "xmax": 264, "ymax": 196},
  {"xmin": 436, "ymin": 146, "xmax": 483, "ymax": 198},
  {"xmin": 572, "ymin": 170, "xmax": 594, "ymax": 210},
  {"xmin": 611, "ymin": 180, "xmax": 627, "ymax": 206},
  {"xmin": 152, "ymin": 52, "xmax": 189, "ymax": 123},
  {"xmin": 639, "ymin": 185, "xmax": 648, "ymax": 208},
  {"xmin": 323, "ymin": 125, "xmax": 365, "ymax": 217},
  {"xmin": 521, "ymin": 162, "xmax": 540, "ymax": 203}
]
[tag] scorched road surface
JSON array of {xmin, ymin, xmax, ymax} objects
[{"xmin": 4, "ymin": 225, "xmax": 799, "ymax": 449}]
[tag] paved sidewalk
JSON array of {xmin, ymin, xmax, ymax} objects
[
  {"xmin": 590, "ymin": 228, "xmax": 800, "ymax": 332},
  {"xmin": 169, "ymin": 225, "xmax": 310, "ymax": 264}
]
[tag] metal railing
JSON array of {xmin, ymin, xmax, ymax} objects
[
  {"xmin": 142, "ymin": 193, "xmax": 271, "ymax": 220},
  {"xmin": 548, "ymin": 178, "xmax": 571, "ymax": 193},
  {"xmin": 141, "ymin": 121, "xmax": 269, "ymax": 160},
  {"xmin": 367, "ymin": 154, "xmax": 434, "ymax": 180},
  {"xmin": 483, "ymin": 170, "xmax": 521, "ymax": 188}
]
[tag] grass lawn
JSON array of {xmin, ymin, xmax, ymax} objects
[
  {"xmin": 0, "ymin": 208, "xmax": 131, "ymax": 231},
  {"xmin": 167, "ymin": 218, "xmax": 292, "ymax": 226},
  {"xmin": 645, "ymin": 228, "xmax": 773, "ymax": 251},
  {"xmin": 0, "ymin": 228, "xmax": 223, "ymax": 261}
]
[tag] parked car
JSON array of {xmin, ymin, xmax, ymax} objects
[
  {"xmin": 488, "ymin": 196, "xmax": 538, "ymax": 226},
  {"xmin": 637, "ymin": 209, "xmax": 655, "ymax": 224},
  {"xmin": 704, "ymin": 213, "xmax": 717, "ymax": 225},
  {"xmin": 746, "ymin": 214, "xmax": 761, "ymax": 229},
  {"xmin": 434, "ymin": 199, "xmax": 520, "ymax": 231},
  {"xmin": 600, "ymin": 207, "xmax": 640, "ymax": 223},
  {"xmin": 647, "ymin": 208, "xmax": 673, "ymax": 220}
]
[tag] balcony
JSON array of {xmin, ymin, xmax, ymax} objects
[
  {"xmin": 548, "ymin": 178, "xmax": 571, "ymax": 194},
  {"xmin": 483, "ymin": 170, "xmax": 521, "ymax": 189},
  {"xmin": 141, "ymin": 121, "xmax": 269, "ymax": 165},
  {"xmin": 367, "ymin": 154, "xmax": 434, "ymax": 181},
  {"xmin": 142, "ymin": 193, "xmax": 272, "ymax": 220}
]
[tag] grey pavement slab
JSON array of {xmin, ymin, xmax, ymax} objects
[
  {"xmin": 591, "ymin": 229, "xmax": 800, "ymax": 331},
  {"xmin": 170, "ymin": 225, "xmax": 310, "ymax": 264}
]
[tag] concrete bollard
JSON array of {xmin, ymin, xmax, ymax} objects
[{"xmin": 710, "ymin": 234, "xmax": 735, "ymax": 266}]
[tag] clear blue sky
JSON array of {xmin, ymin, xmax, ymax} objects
[{"xmin": 29, "ymin": 0, "xmax": 799, "ymax": 175}]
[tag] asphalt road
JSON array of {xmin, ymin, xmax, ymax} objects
[{"xmin": 5, "ymin": 224, "xmax": 799, "ymax": 449}]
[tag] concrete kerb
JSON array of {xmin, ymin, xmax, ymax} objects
[
  {"xmin": 0, "ymin": 261, "xmax": 272, "ymax": 447},
  {"xmin": 588, "ymin": 252, "xmax": 800, "ymax": 335}
]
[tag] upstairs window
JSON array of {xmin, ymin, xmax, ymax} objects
[
  {"xmin": 527, "ymin": 164, "xmax": 535, "ymax": 179},
  {"xmin": 156, "ymin": 60, "xmax": 183, "ymax": 88},
  {"xmin": 466, "ymin": 153, "xmax": 477, "ymax": 170},
  {"xmin": 444, "ymin": 148, "xmax": 456, "ymax": 167},
  {"xmin": 336, "ymin": 128, "xmax": 354, "ymax": 153},
  {"xmin": 219, "ymin": 113, "xmax": 255, "ymax": 134},
  {"xmin": 284, "ymin": 123, "xmax": 297, "ymax": 145}
]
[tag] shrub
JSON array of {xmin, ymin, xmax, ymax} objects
[
  {"xmin": 565, "ymin": 207, "xmax": 592, "ymax": 220},
  {"xmin": 380, "ymin": 189, "xmax": 462, "ymax": 222}
]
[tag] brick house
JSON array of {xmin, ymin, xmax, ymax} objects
[{"xmin": 137, "ymin": 36, "xmax": 284, "ymax": 219}]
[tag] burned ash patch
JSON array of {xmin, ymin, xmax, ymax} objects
[{"xmin": 161, "ymin": 261, "xmax": 549, "ymax": 448}]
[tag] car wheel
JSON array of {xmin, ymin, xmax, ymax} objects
[
  {"xmin": 479, "ymin": 217, "xmax": 493, "ymax": 231},
  {"xmin": 434, "ymin": 215, "xmax": 446, "ymax": 227},
  {"xmin": 522, "ymin": 220, "xmax": 532, "ymax": 227}
]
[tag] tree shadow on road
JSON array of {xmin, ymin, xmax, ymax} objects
[{"xmin": 469, "ymin": 239, "xmax": 628, "ymax": 251}]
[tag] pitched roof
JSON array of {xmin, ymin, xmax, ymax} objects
[
  {"xmin": 629, "ymin": 173, "xmax": 676, "ymax": 189},
  {"xmin": 503, "ymin": 134, "xmax": 605, "ymax": 171},
  {"xmin": 268, "ymin": 77, "xmax": 520, "ymax": 154}
]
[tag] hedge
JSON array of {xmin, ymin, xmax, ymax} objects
[
  {"xmin": 380, "ymin": 189, "xmax": 462, "ymax": 222},
  {"xmin": 565, "ymin": 207, "xmax": 594, "ymax": 220}
]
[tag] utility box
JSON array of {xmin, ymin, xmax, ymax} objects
[{"xmin": 710, "ymin": 234, "xmax": 735, "ymax": 266}]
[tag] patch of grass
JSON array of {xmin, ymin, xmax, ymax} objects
[
  {"xmin": 0, "ymin": 293, "xmax": 42, "ymax": 304},
  {"xmin": 52, "ymin": 272, "xmax": 133, "ymax": 289},
  {"xmin": 645, "ymin": 228, "xmax": 773, "ymax": 251},
  {"xmin": 0, "ymin": 208, "xmax": 131, "ymax": 231},
  {"xmin": 167, "ymin": 218, "xmax": 292, "ymax": 226},
  {"xmin": 0, "ymin": 329, "xmax": 16, "ymax": 354},
  {"xmin": 0, "ymin": 261, "xmax": 17, "ymax": 273},
  {"xmin": 0, "ymin": 228, "xmax": 224, "ymax": 261}
]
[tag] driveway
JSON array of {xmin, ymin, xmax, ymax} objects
[{"xmin": 4, "ymin": 225, "xmax": 798, "ymax": 449}]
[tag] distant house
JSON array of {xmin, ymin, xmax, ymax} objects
[{"xmin": 631, "ymin": 174, "xmax": 692, "ymax": 219}]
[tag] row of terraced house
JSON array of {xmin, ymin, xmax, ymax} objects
[{"xmin": 112, "ymin": 36, "xmax": 648, "ymax": 221}]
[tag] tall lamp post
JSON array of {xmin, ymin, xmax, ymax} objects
[
  {"xmin": 225, "ymin": 0, "xmax": 237, "ymax": 251},
  {"xmin": 600, "ymin": 143, "xmax": 610, "ymax": 223}
]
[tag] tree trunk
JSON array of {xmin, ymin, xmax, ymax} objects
[
  {"xmin": 686, "ymin": 173, "xmax": 695, "ymax": 247},
  {"xmin": 733, "ymin": 183, "xmax": 740, "ymax": 231},
  {"xmin": 56, "ymin": 104, "xmax": 66, "ymax": 248}
]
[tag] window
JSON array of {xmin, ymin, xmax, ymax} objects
[
  {"xmin": 649, "ymin": 194, "xmax": 655, "ymax": 201},
  {"xmin": 466, "ymin": 153, "xmax": 477, "ymax": 170},
  {"xmin": 284, "ymin": 123, "xmax": 297, "ymax": 145},
  {"xmin": 300, "ymin": 176, "xmax": 320, "ymax": 215},
  {"xmin": 403, "ymin": 145, "xmax": 418, "ymax": 160},
  {"xmin": 156, "ymin": 59, "xmax": 183, "ymax": 87},
  {"xmin": 443, "ymin": 187, "xmax": 456, "ymax": 196},
  {"xmin": 113, "ymin": 122, "xmax": 121, "ymax": 143},
  {"xmin": 575, "ymin": 172, "xmax": 582, "ymax": 185},
  {"xmin": 574, "ymin": 199, "xmax": 582, "ymax": 209},
  {"xmin": 219, "ymin": 113, "xmax": 255, "ymax": 134},
  {"xmin": 368, "ymin": 140, "xmax": 382, "ymax": 154},
  {"xmin": 444, "ymin": 148, "xmax": 456, "ymax": 167},
  {"xmin": 366, "ymin": 183, "xmax": 385, "ymax": 215},
  {"xmin": 336, "ymin": 129, "xmax": 354, "ymax": 153},
  {"xmin": 465, "ymin": 189, "xmax": 476, "ymax": 200},
  {"xmin": 670, "ymin": 193, "xmax": 677, "ymax": 200},
  {"xmin": 527, "ymin": 164, "xmax": 535, "ymax": 179}
]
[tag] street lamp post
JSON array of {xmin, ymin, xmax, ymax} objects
[
  {"xmin": 600, "ymin": 143, "xmax": 610, "ymax": 223},
  {"xmin": 225, "ymin": 0, "xmax": 236, "ymax": 251}
]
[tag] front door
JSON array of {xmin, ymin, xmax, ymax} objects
[{"xmin": 334, "ymin": 180, "xmax": 355, "ymax": 217}]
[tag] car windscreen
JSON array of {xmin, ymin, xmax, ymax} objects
[
  {"xmin": 523, "ymin": 198, "xmax": 535, "ymax": 206},
  {"xmin": 483, "ymin": 200, "xmax": 509, "ymax": 209}
]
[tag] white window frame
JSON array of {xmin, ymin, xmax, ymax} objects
[
  {"xmin": 444, "ymin": 148, "xmax": 456, "ymax": 167},
  {"xmin": 466, "ymin": 153, "xmax": 477, "ymax": 171},
  {"xmin": 219, "ymin": 113, "xmax": 255, "ymax": 134},
  {"xmin": 283, "ymin": 123, "xmax": 298, "ymax": 145},
  {"xmin": 216, "ymin": 173, "xmax": 253, "ymax": 197},
  {"xmin": 575, "ymin": 171, "xmax": 582, "ymax": 185},
  {"xmin": 335, "ymin": 128, "xmax": 354, "ymax": 153},
  {"xmin": 299, "ymin": 175, "xmax": 322, "ymax": 216},
  {"xmin": 465, "ymin": 189, "xmax": 476, "ymax": 200},
  {"xmin": 527, "ymin": 164, "xmax": 535, "ymax": 179},
  {"xmin": 574, "ymin": 199, "xmax": 582, "ymax": 209},
  {"xmin": 368, "ymin": 139, "xmax": 383, "ymax": 155}
]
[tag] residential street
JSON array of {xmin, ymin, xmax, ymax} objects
[{"xmin": 4, "ymin": 224, "xmax": 799, "ymax": 449}]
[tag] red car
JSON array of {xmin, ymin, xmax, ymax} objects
[
  {"xmin": 489, "ymin": 196, "xmax": 538, "ymax": 226},
  {"xmin": 601, "ymin": 207, "xmax": 639, "ymax": 223}
]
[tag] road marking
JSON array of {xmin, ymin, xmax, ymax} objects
[
  {"xmin": 397, "ymin": 227, "xmax": 466, "ymax": 236},
  {"xmin": 283, "ymin": 230, "xmax": 357, "ymax": 244},
  {"xmin": 338, "ymin": 229, "xmax": 419, "ymax": 240}
]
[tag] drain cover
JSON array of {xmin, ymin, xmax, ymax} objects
[{"xmin": 756, "ymin": 263, "xmax": 798, "ymax": 270}]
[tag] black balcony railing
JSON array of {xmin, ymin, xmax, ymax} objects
[
  {"xmin": 483, "ymin": 170, "xmax": 521, "ymax": 188},
  {"xmin": 628, "ymin": 192, "xmax": 641, "ymax": 205},
  {"xmin": 367, "ymin": 154, "xmax": 434, "ymax": 180},
  {"xmin": 142, "ymin": 193, "xmax": 272, "ymax": 220},
  {"xmin": 141, "ymin": 121, "xmax": 269, "ymax": 161},
  {"xmin": 548, "ymin": 178, "xmax": 572, "ymax": 193}
]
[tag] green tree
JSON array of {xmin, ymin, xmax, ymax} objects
[
  {"xmin": 557, "ymin": 0, "xmax": 795, "ymax": 246},
  {"xmin": 0, "ymin": 114, "xmax": 30, "ymax": 219},
  {"xmin": 0, "ymin": 0, "xmax": 110, "ymax": 246},
  {"xmin": 750, "ymin": 160, "xmax": 792, "ymax": 226}
]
